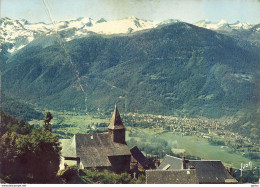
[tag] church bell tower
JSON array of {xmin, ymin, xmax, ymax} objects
[{"xmin": 108, "ymin": 105, "xmax": 126, "ymax": 144}]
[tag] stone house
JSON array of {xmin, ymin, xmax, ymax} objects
[
  {"xmin": 146, "ymin": 155, "xmax": 238, "ymax": 184},
  {"xmin": 59, "ymin": 105, "xmax": 131, "ymax": 173}
]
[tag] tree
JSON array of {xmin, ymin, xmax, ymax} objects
[
  {"xmin": 26, "ymin": 129, "xmax": 61, "ymax": 183},
  {"xmin": 44, "ymin": 112, "xmax": 53, "ymax": 132},
  {"xmin": 0, "ymin": 111, "xmax": 61, "ymax": 183},
  {"xmin": 0, "ymin": 129, "xmax": 61, "ymax": 183},
  {"xmin": 0, "ymin": 111, "xmax": 32, "ymax": 136}
]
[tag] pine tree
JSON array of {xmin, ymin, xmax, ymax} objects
[{"xmin": 44, "ymin": 112, "xmax": 53, "ymax": 132}]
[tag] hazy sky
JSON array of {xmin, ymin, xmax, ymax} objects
[{"xmin": 1, "ymin": 0, "xmax": 260, "ymax": 24}]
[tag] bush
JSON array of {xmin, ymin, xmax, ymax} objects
[
  {"xmin": 58, "ymin": 168, "xmax": 144, "ymax": 184},
  {"xmin": 208, "ymin": 138, "xmax": 225, "ymax": 146}
]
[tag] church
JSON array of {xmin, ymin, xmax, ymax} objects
[{"xmin": 59, "ymin": 105, "xmax": 132, "ymax": 173}]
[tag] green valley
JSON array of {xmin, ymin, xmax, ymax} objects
[{"xmin": 28, "ymin": 111, "xmax": 259, "ymax": 169}]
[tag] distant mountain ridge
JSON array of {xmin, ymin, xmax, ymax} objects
[
  {"xmin": 0, "ymin": 17, "xmax": 159, "ymax": 54},
  {"xmin": 194, "ymin": 20, "xmax": 260, "ymax": 47},
  {"xmin": 194, "ymin": 19, "xmax": 254, "ymax": 31},
  {"xmin": 1, "ymin": 17, "xmax": 259, "ymax": 55}
]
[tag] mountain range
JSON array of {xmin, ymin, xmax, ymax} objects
[
  {"xmin": 1, "ymin": 17, "xmax": 260, "ymax": 55},
  {"xmin": 194, "ymin": 19, "xmax": 253, "ymax": 30},
  {"xmin": 1, "ymin": 18, "xmax": 259, "ymax": 119}
]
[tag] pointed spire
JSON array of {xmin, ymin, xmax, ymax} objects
[{"xmin": 108, "ymin": 105, "xmax": 125, "ymax": 130}]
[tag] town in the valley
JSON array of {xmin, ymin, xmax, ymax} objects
[{"xmin": 58, "ymin": 105, "xmax": 258, "ymax": 184}]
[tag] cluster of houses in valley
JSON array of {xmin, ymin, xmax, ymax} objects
[
  {"xmin": 123, "ymin": 113, "xmax": 255, "ymax": 149},
  {"xmin": 59, "ymin": 105, "xmax": 238, "ymax": 184}
]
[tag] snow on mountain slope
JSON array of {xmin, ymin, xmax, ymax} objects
[
  {"xmin": 194, "ymin": 19, "xmax": 253, "ymax": 30},
  {"xmin": 229, "ymin": 21, "xmax": 252, "ymax": 30},
  {"xmin": 0, "ymin": 16, "xmax": 258, "ymax": 54},
  {"xmin": 0, "ymin": 17, "xmax": 158, "ymax": 53},
  {"xmin": 87, "ymin": 17, "xmax": 158, "ymax": 34},
  {"xmin": 0, "ymin": 17, "xmax": 53, "ymax": 53}
]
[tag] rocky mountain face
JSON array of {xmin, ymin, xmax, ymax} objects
[{"xmin": 194, "ymin": 20, "xmax": 260, "ymax": 46}]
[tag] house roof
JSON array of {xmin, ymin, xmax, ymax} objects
[
  {"xmin": 146, "ymin": 169, "xmax": 199, "ymax": 184},
  {"xmin": 60, "ymin": 132, "xmax": 131, "ymax": 168},
  {"xmin": 130, "ymin": 146, "xmax": 148, "ymax": 168},
  {"xmin": 186, "ymin": 160, "xmax": 237, "ymax": 184},
  {"xmin": 108, "ymin": 105, "xmax": 125, "ymax": 130},
  {"xmin": 157, "ymin": 155, "xmax": 237, "ymax": 184},
  {"xmin": 60, "ymin": 138, "xmax": 76, "ymax": 157},
  {"xmin": 157, "ymin": 155, "xmax": 182, "ymax": 170}
]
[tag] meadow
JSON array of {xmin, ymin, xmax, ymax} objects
[
  {"xmin": 29, "ymin": 110, "xmax": 110, "ymax": 137},
  {"xmin": 126, "ymin": 127, "xmax": 253, "ymax": 169}
]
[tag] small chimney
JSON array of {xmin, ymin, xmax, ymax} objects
[
  {"xmin": 182, "ymin": 156, "xmax": 186, "ymax": 169},
  {"xmin": 154, "ymin": 159, "xmax": 160, "ymax": 168}
]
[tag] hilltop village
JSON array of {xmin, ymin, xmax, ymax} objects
[{"xmin": 59, "ymin": 106, "xmax": 238, "ymax": 184}]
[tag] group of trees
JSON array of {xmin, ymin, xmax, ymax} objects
[
  {"xmin": 58, "ymin": 167, "xmax": 145, "ymax": 184},
  {"xmin": 0, "ymin": 111, "xmax": 145, "ymax": 184},
  {"xmin": 233, "ymin": 169, "xmax": 260, "ymax": 183},
  {"xmin": 229, "ymin": 111, "xmax": 260, "ymax": 142},
  {"xmin": 0, "ymin": 111, "xmax": 61, "ymax": 183},
  {"xmin": 208, "ymin": 138, "xmax": 225, "ymax": 146},
  {"xmin": 1, "ymin": 93, "xmax": 44, "ymax": 122}
]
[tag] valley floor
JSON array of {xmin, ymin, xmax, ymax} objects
[{"xmin": 29, "ymin": 110, "xmax": 259, "ymax": 169}]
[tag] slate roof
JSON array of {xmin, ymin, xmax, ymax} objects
[
  {"xmin": 60, "ymin": 138, "xmax": 76, "ymax": 157},
  {"xmin": 157, "ymin": 155, "xmax": 237, "ymax": 184},
  {"xmin": 157, "ymin": 155, "xmax": 182, "ymax": 170},
  {"xmin": 108, "ymin": 105, "xmax": 125, "ymax": 130},
  {"xmin": 146, "ymin": 169, "xmax": 199, "ymax": 184},
  {"xmin": 60, "ymin": 132, "xmax": 131, "ymax": 168},
  {"xmin": 130, "ymin": 146, "xmax": 148, "ymax": 168},
  {"xmin": 186, "ymin": 160, "xmax": 237, "ymax": 184}
]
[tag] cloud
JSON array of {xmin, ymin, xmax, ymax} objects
[{"xmin": 98, "ymin": 0, "xmax": 161, "ymax": 19}]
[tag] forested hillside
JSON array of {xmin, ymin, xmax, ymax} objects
[
  {"xmin": 2, "ymin": 22, "xmax": 259, "ymax": 118},
  {"xmin": 1, "ymin": 93, "xmax": 43, "ymax": 121}
]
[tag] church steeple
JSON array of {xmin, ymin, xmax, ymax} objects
[
  {"xmin": 108, "ymin": 105, "xmax": 125, "ymax": 130},
  {"xmin": 108, "ymin": 105, "xmax": 126, "ymax": 144}
]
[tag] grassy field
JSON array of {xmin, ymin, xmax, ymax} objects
[
  {"xmin": 126, "ymin": 127, "xmax": 253, "ymax": 169},
  {"xmin": 29, "ymin": 110, "xmax": 110, "ymax": 135},
  {"xmin": 160, "ymin": 132, "xmax": 252, "ymax": 168}
]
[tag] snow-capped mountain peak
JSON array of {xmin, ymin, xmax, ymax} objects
[
  {"xmin": 217, "ymin": 19, "xmax": 228, "ymax": 25},
  {"xmin": 194, "ymin": 19, "xmax": 229, "ymax": 30},
  {"xmin": 0, "ymin": 16, "xmax": 159, "ymax": 53},
  {"xmin": 229, "ymin": 21, "xmax": 252, "ymax": 30},
  {"xmin": 194, "ymin": 19, "xmax": 253, "ymax": 31},
  {"xmin": 0, "ymin": 17, "xmax": 258, "ymax": 54},
  {"xmin": 194, "ymin": 19, "xmax": 212, "ymax": 28}
]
